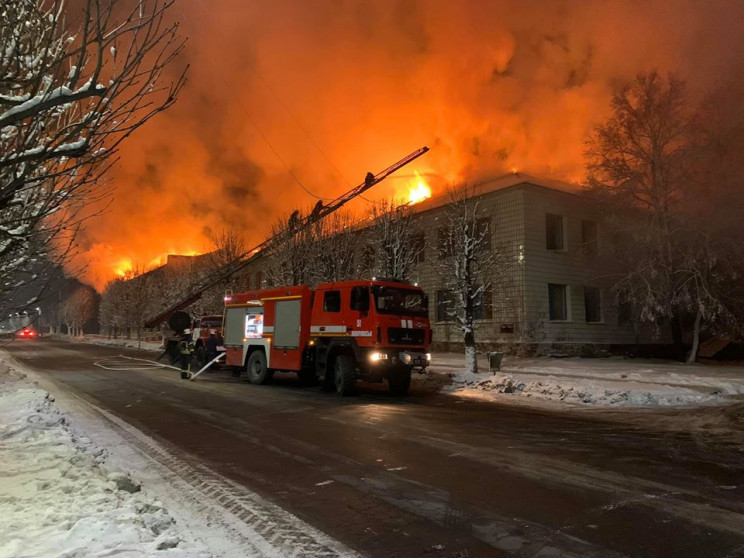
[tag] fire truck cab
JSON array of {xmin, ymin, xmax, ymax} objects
[{"xmin": 222, "ymin": 279, "xmax": 431, "ymax": 395}]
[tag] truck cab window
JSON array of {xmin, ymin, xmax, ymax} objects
[
  {"xmin": 350, "ymin": 286, "xmax": 370, "ymax": 312},
  {"xmin": 323, "ymin": 290, "xmax": 341, "ymax": 312},
  {"xmin": 373, "ymin": 286, "xmax": 428, "ymax": 317}
]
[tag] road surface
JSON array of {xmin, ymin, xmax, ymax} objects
[{"xmin": 4, "ymin": 337, "xmax": 744, "ymax": 557}]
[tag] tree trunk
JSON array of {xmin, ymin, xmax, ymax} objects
[
  {"xmin": 686, "ymin": 306, "xmax": 702, "ymax": 364},
  {"xmin": 464, "ymin": 329, "xmax": 478, "ymax": 374}
]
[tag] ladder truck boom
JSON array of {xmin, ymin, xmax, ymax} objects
[{"xmin": 144, "ymin": 146, "xmax": 429, "ymax": 328}]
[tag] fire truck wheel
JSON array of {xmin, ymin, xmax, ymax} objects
[
  {"xmin": 334, "ymin": 354, "xmax": 356, "ymax": 396},
  {"xmin": 246, "ymin": 350, "xmax": 272, "ymax": 385},
  {"xmin": 388, "ymin": 366, "xmax": 412, "ymax": 396}
]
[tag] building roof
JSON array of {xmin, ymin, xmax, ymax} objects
[{"xmin": 411, "ymin": 172, "xmax": 582, "ymax": 214}]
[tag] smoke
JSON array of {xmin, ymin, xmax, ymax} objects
[{"xmin": 72, "ymin": 0, "xmax": 744, "ymax": 290}]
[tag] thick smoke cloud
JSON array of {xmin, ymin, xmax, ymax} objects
[{"xmin": 73, "ymin": 0, "xmax": 744, "ymax": 290}]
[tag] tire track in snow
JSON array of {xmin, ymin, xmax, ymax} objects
[{"xmin": 84, "ymin": 400, "xmax": 359, "ymax": 558}]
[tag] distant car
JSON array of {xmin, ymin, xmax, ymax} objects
[{"xmin": 16, "ymin": 327, "xmax": 38, "ymax": 339}]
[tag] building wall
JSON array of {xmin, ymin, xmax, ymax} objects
[
  {"xmin": 226, "ymin": 179, "xmax": 668, "ymax": 352},
  {"xmin": 520, "ymin": 185, "xmax": 638, "ymax": 347},
  {"xmin": 410, "ymin": 186, "xmax": 526, "ymax": 348}
]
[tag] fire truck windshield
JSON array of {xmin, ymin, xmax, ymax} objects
[{"xmin": 372, "ymin": 286, "xmax": 428, "ymax": 317}]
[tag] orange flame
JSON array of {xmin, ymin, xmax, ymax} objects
[
  {"xmin": 113, "ymin": 259, "xmax": 133, "ymax": 278},
  {"xmin": 407, "ymin": 171, "xmax": 432, "ymax": 205}
]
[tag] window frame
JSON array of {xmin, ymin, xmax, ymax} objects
[
  {"xmin": 323, "ymin": 290, "xmax": 341, "ymax": 313},
  {"xmin": 546, "ymin": 213, "xmax": 565, "ymax": 251},
  {"xmin": 548, "ymin": 283, "xmax": 569, "ymax": 321},
  {"xmin": 473, "ymin": 285, "xmax": 493, "ymax": 320},
  {"xmin": 411, "ymin": 232, "xmax": 426, "ymax": 263},
  {"xmin": 435, "ymin": 289, "xmax": 455, "ymax": 322},
  {"xmin": 583, "ymin": 286, "xmax": 603, "ymax": 323}
]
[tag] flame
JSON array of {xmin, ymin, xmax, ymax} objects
[
  {"xmin": 62, "ymin": 1, "xmax": 744, "ymax": 291},
  {"xmin": 113, "ymin": 259, "xmax": 133, "ymax": 278},
  {"xmin": 407, "ymin": 172, "xmax": 432, "ymax": 205}
]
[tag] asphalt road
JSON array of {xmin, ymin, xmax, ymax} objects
[{"xmin": 4, "ymin": 337, "xmax": 744, "ymax": 557}]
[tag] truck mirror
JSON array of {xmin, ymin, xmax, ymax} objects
[{"xmin": 350, "ymin": 286, "xmax": 370, "ymax": 313}]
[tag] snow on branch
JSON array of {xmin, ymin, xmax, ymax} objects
[{"xmin": 0, "ymin": 0, "xmax": 186, "ymax": 301}]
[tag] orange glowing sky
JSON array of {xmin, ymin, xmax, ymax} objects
[{"xmin": 72, "ymin": 0, "xmax": 744, "ymax": 290}]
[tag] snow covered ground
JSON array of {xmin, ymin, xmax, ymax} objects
[
  {"xmin": 429, "ymin": 353, "xmax": 744, "ymax": 408},
  {"xmin": 0, "ymin": 361, "xmax": 210, "ymax": 558},
  {"xmin": 0, "ymin": 356, "xmax": 358, "ymax": 558}
]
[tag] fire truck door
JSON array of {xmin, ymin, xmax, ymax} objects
[{"xmin": 274, "ymin": 300, "xmax": 301, "ymax": 349}]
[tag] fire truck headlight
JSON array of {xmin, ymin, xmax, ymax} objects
[
  {"xmin": 369, "ymin": 351, "xmax": 388, "ymax": 362},
  {"xmin": 426, "ymin": 353, "xmax": 432, "ymax": 363}
]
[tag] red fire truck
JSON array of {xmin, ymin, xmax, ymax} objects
[{"xmin": 222, "ymin": 279, "xmax": 431, "ymax": 396}]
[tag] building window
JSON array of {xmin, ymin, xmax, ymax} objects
[
  {"xmin": 436, "ymin": 289, "xmax": 454, "ymax": 321},
  {"xmin": 546, "ymin": 214, "xmax": 564, "ymax": 250},
  {"xmin": 584, "ymin": 286, "xmax": 602, "ymax": 323},
  {"xmin": 582, "ymin": 220, "xmax": 598, "ymax": 256},
  {"xmin": 548, "ymin": 283, "xmax": 568, "ymax": 321},
  {"xmin": 473, "ymin": 286, "xmax": 493, "ymax": 320},
  {"xmin": 476, "ymin": 218, "xmax": 491, "ymax": 251},
  {"xmin": 411, "ymin": 232, "xmax": 426, "ymax": 263},
  {"xmin": 437, "ymin": 227, "xmax": 452, "ymax": 260},
  {"xmin": 323, "ymin": 290, "xmax": 341, "ymax": 312}
]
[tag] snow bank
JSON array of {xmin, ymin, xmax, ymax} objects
[
  {"xmin": 436, "ymin": 355, "xmax": 744, "ymax": 407},
  {"xmin": 447, "ymin": 373, "xmax": 721, "ymax": 406},
  {"xmin": 0, "ymin": 363, "xmax": 209, "ymax": 558}
]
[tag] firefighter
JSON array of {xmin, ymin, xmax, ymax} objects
[{"xmin": 179, "ymin": 329, "xmax": 195, "ymax": 372}]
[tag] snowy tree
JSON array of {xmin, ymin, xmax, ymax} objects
[
  {"xmin": 367, "ymin": 198, "xmax": 421, "ymax": 281},
  {"xmin": 0, "ymin": 0, "xmax": 185, "ymax": 307},
  {"xmin": 585, "ymin": 71, "xmax": 744, "ymax": 361},
  {"xmin": 438, "ymin": 187, "xmax": 507, "ymax": 374}
]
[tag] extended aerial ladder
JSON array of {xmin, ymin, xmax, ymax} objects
[{"xmin": 143, "ymin": 146, "xmax": 430, "ymax": 328}]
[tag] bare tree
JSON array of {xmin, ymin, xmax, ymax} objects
[
  {"xmin": 61, "ymin": 284, "xmax": 96, "ymax": 336},
  {"xmin": 368, "ymin": 198, "xmax": 421, "ymax": 281},
  {"xmin": 265, "ymin": 209, "xmax": 319, "ymax": 287},
  {"xmin": 438, "ymin": 187, "xmax": 506, "ymax": 374},
  {"xmin": 196, "ymin": 227, "xmax": 249, "ymax": 314},
  {"xmin": 0, "ymin": 0, "xmax": 185, "ymax": 308},
  {"xmin": 312, "ymin": 211, "xmax": 360, "ymax": 283}
]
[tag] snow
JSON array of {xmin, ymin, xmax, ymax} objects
[
  {"xmin": 0, "ymin": 363, "xmax": 210, "ymax": 558},
  {"xmin": 431, "ymin": 353, "xmax": 744, "ymax": 408},
  {"xmin": 0, "ymin": 357, "xmax": 359, "ymax": 557}
]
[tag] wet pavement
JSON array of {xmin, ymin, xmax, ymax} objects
[{"xmin": 3, "ymin": 337, "xmax": 744, "ymax": 557}]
